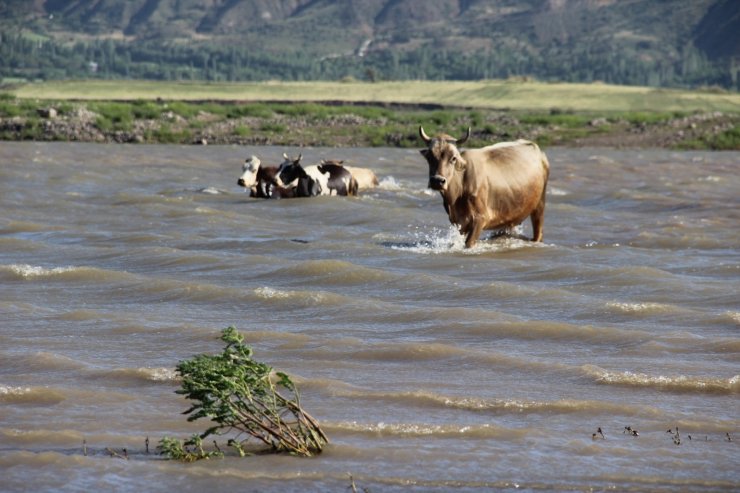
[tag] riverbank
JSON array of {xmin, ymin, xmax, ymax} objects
[{"xmin": 1, "ymin": 90, "xmax": 738, "ymax": 149}]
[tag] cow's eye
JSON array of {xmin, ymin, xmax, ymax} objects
[{"xmin": 450, "ymin": 156, "xmax": 457, "ymax": 166}]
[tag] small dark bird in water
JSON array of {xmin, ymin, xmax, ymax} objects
[
  {"xmin": 727, "ymin": 433, "xmax": 733, "ymax": 442},
  {"xmin": 667, "ymin": 426, "xmax": 682, "ymax": 445},
  {"xmin": 624, "ymin": 426, "xmax": 639, "ymax": 437},
  {"xmin": 596, "ymin": 427, "xmax": 605, "ymax": 439},
  {"xmin": 622, "ymin": 426, "xmax": 640, "ymax": 437}
]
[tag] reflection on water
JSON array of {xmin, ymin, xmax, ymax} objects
[{"xmin": 0, "ymin": 142, "xmax": 738, "ymax": 492}]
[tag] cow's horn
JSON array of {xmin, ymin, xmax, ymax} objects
[
  {"xmin": 419, "ymin": 125, "xmax": 432, "ymax": 144},
  {"xmin": 296, "ymin": 153, "xmax": 302, "ymax": 163},
  {"xmin": 456, "ymin": 127, "xmax": 471, "ymax": 146}
]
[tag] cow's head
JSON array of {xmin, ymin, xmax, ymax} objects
[
  {"xmin": 419, "ymin": 126, "xmax": 470, "ymax": 191},
  {"xmin": 278, "ymin": 153, "xmax": 306, "ymax": 185},
  {"xmin": 237, "ymin": 155, "xmax": 262, "ymax": 188}
]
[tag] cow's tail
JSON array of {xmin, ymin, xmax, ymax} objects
[{"xmin": 526, "ymin": 141, "xmax": 550, "ymax": 179}]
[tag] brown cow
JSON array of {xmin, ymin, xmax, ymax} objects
[
  {"xmin": 419, "ymin": 126, "xmax": 550, "ymax": 248},
  {"xmin": 237, "ymin": 155, "xmax": 278, "ymax": 198}
]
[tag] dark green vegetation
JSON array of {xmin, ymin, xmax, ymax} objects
[
  {"xmin": 159, "ymin": 327, "xmax": 327, "ymax": 461},
  {"xmin": 1, "ymin": 0, "xmax": 738, "ymax": 89},
  {"xmin": 1, "ymin": 93, "xmax": 738, "ymax": 149}
]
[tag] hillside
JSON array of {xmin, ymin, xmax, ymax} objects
[{"xmin": 1, "ymin": 0, "xmax": 738, "ymax": 89}]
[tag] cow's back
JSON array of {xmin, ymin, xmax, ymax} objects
[
  {"xmin": 463, "ymin": 140, "xmax": 548, "ymax": 191},
  {"xmin": 460, "ymin": 140, "xmax": 548, "ymax": 227}
]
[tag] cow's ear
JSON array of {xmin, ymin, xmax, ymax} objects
[{"xmin": 419, "ymin": 149, "xmax": 430, "ymax": 158}]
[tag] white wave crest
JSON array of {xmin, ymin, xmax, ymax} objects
[
  {"xmin": 199, "ymin": 186, "xmax": 221, "ymax": 194},
  {"xmin": 548, "ymin": 187, "xmax": 569, "ymax": 196},
  {"xmin": 3, "ymin": 264, "xmax": 77, "ymax": 279},
  {"xmin": 377, "ymin": 176, "xmax": 402, "ymax": 190},
  {"xmin": 0, "ymin": 384, "xmax": 32, "ymax": 396},
  {"xmin": 254, "ymin": 286, "xmax": 291, "ymax": 299},
  {"xmin": 582, "ymin": 365, "xmax": 740, "ymax": 393},
  {"xmin": 606, "ymin": 301, "xmax": 669, "ymax": 313},
  {"xmin": 137, "ymin": 367, "xmax": 179, "ymax": 382}
]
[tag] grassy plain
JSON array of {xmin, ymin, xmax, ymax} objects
[
  {"xmin": 2, "ymin": 80, "xmax": 739, "ymax": 148},
  {"xmin": 9, "ymin": 79, "xmax": 740, "ymax": 114}
]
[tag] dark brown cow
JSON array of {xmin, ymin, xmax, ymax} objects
[
  {"xmin": 317, "ymin": 160, "xmax": 358, "ymax": 197},
  {"xmin": 419, "ymin": 126, "xmax": 550, "ymax": 248}
]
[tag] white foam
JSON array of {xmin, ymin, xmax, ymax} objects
[
  {"xmin": 138, "ymin": 367, "xmax": 179, "ymax": 382},
  {"xmin": 393, "ymin": 225, "xmax": 540, "ymax": 255},
  {"xmin": 199, "ymin": 186, "xmax": 221, "ymax": 194},
  {"xmin": 4, "ymin": 264, "xmax": 77, "ymax": 279},
  {"xmin": 0, "ymin": 384, "xmax": 32, "ymax": 396},
  {"xmin": 606, "ymin": 301, "xmax": 668, "ymax": 313},
  {"xmin": 548, "ymin": 187, "xmax": 569, "ymax": 196},
  {"xmin": 377, "ymin": 176, "xmax": 402, "ymax": 191},
  {"xmin": 254, "ymin": 286, "xmax": 291, "ymax": 299}
]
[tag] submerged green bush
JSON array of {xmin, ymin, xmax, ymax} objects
[{"xmin": 160, "ymin": 327, "xmax": 327, "ymax": 460}]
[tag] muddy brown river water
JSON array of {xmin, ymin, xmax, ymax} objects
[{"xmin": 1, "ymin": 142, "xmax": 738, "ymax": 492}]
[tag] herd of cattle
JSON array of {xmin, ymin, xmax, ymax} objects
[
  {"xmin": 237, "ymin": 153, "xmax": 379, "ymax": 199},
  {"xmin": 236, "ymin": 127, "xmax": 550, "ymax": 248}
]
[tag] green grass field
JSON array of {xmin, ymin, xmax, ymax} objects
[{"xmin": 7, "ymin": 79, "xmax": 740, "ymax": 114}]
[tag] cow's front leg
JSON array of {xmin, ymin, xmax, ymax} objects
[
  {"xmin": 464, "ymin": 220, "xmax": 484, "ymax": 248},
  {"xmin": 463, "ymin": 197, "xmax": 487, "ymax": 248}
]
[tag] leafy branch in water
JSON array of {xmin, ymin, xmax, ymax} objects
[
  {"xmin": 159, "ymin": 326, "xmax": 327, "ymax": 460},
  {"xmin": 159, "ymin": 435, "xmax": 222, "ymax": 462}
]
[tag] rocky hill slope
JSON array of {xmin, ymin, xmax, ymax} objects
[{"xmin": 1, "ymin": 0, "xmax": 738, "ymax": 88}]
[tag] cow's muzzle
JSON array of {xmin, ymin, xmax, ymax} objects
[
  {"xmin": 237, "ymin": 178, "xmax": 246, "ymax": 187},
  {"xmin": 428, "ymin": 175, "xmax": 447, "ymax": 190}
]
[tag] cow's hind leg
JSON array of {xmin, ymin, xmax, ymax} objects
[{"xmin": 530, "ymin": 192, "xmax": 546, "ymax": 242}]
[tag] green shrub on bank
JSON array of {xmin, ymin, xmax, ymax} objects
[
  {"xmin": 223, "ymin": 103, "xmax": 273, "ymax": 119},
  {"xmin": 90, "ymin": 102, "xmax": 134, "ymax": 130},
  {"xmin": 131, "ymin": 100, "xmax": 163, "ymax": 119},
  {"xmin": 680, "ymin": 125, "xmax": 740, "ymax": 150},
  {"xmin": 708, "ymin": 126, "xmax": 740, "ymax": 150},
  {"xmin": 0, "ymin": 98, "xmax": 38, "ymax": 118},
  {"xmin": 519, "ymin": 112, "xmax": 592, "ymax": 127},
  {"xmin": 147, "ymin": 125, "xmax": 192, "ymax": 143}
]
